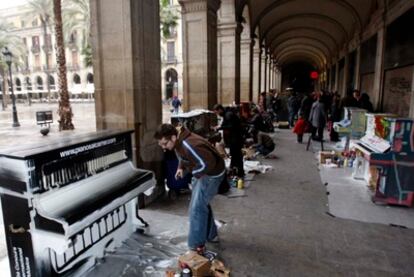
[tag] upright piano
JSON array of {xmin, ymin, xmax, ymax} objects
[
  {"xmin": 370, "ymin": 118, "xmax": 414, "ymax": 206},
  {"xmin": 333, "ymin": 107, "xmax": 367, "ymax": 150},
  {"xmin": 351, "ymin": 113, "xmax": 395, "ymax": 185},
  {"xmin": 0, "ymin": 130, "xmax": 155, "ymax": 277}
]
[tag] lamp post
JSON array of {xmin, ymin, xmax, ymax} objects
[{"xmin": 2, "ymin": 47, "xmax": 20, "ymax": 127}]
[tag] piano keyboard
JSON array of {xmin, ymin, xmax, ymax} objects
[{"xmin": 51, "ymin": 205, "xmax": 127, "ymax": 272}]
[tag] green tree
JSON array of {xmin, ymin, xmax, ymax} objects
[
  {"xmin": 160, "ymin": 0, "xmax": 179, "ymax": 38},
  {"xmin": 63, "ymin": 0, "xmax": 92, "ymax": 67},
  {"xmin": 54, "ymin": 0, "xmax": 74, "ymax": 130}
]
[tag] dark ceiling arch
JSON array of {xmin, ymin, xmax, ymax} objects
[
  {"xmin": 279, "ymin": 55, "xmax": 320, "ymax": 68},
  {"xmin": 268, "ymin": 26, "xmax": 340, "ymax": 51},
  {"xmin": 272, "ymin": 42, "xmax": 329, "ymax": 64},
  {"xmin": 261, "ymin": 13, "xmax": 349, "ymax": 45},
  {"xmin": 276, "ymin": 49, "xmax": 325, "ymax": 66},
  {"xmin": 278, "ymin": 53, "xmax": 324, "ymax": 68},
  {"xmin": 270, "ymin": 36, "xmax": 333, "ymax": 57},
  {"xmin": 274, "ymin": 45, "xmax": 327, "ymax": 62},
  {"xmin": 251, "ymin": 0, "xmax": 362, "ymax": 37}
]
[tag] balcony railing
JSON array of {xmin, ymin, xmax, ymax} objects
[
  {"xmin": 67, "ymin": 64, "xmax": 80, "ymax": 71},
  {"xmin": 31, "ymin": 45, "xmax": 40, "ymax": 54},
  {"xmin": 43, "ymin": 65, "xmax": 57, "ymax": 72},
  {"xmin": 32, "ymin": 66, "xmax": 42, "ymax": 72},
  {"xmin": 164, "ymin": 56, "xmax": 177, "ymax": 64}
]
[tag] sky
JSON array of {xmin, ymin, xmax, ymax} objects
[{"xmin": 0, "ymin": 0, "xmax": 28, "ymax": 10}]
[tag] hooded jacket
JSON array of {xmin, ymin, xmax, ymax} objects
[{"xmin": 175, "ymin": 128, "xmax": 225, "ymax": 178}]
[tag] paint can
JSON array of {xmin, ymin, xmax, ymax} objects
[{"xmin": 237, "ymin": 178, "xmax": 244, "ymax": 189}]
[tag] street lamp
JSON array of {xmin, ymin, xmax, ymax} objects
[{"xmin": 2, "ymin": 47, "xmax": 20, "ymax": 127}]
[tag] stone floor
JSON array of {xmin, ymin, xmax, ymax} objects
[
  {"xmin": 144, "ymin": 130, "xmax": 414, "ymax": 276},
  {"xmin": 1, "ymin": 103, "xmax": 414, "ymax": 276}
]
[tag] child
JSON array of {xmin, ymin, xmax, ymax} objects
[{"xmin": 293, "ymin": 113, "xmax": 307, "ymax": 143}]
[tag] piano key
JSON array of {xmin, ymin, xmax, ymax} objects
[
  {"xmin": 91, "ymin": 223, "xmax": 100, "ymax": 242},
  {"xmin": 83, "ymin": 227, "xmax": 92, "ymax": 247},
  {"xmin": 99, "ymin": 219, "xmax": 106, "ymax": 236},
  {"xmin": 74, "ymin": 234, "xmax": 84, "ymax": 254},
  {"xmin": 106, "ymin": 215, "xmax": 113, "ymax": 232}
]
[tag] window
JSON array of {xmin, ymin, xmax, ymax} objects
[
  {"xmin": 32, "ymin": 18, "xmax": 38, "ymax": 27},
  {"xmin": 25, "ymin": 77, "xmax": 32, "ymax": 90},
  {"xmin": 167, "ymin": 41, "xmax": 175, "ymax": 61},
  {"xmin": 73, "ymin": 74, "xmax": 81, "ymax": 84},
  {"xmin": 36, "ymin": 76, "xmax": 43, "ymax": 90},
  {"xmin": 69, "ymin": 31, "xmax": 77, "ymax": 44},
  {"xmin": 15, "ymin": 78, "xmax": 22, "ymax": 91},
  {"xmin": 21, "ymin": 20, "xmax": 25, "ymax": 28},
  {"xmin": 32, "ymin": 36, "xmax": 39, "ymax": 47}
]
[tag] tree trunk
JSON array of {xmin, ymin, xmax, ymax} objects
[
  {"xmin": 53, "ymin": 0, "xmax": 74, "ymax": 130},
  {"xmin": 41, "ymin": 18, "xmax": 52, "ymax": 102}
]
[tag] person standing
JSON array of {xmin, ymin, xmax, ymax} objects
[
  {"xmin": 154, "ymin": 124, "xmax": 225, "ymax": 253},
  {"xmin": 213, "ymin": 104, "xmax": 245, "ymax": 178},
  {"xmin": 308, "ymin": 93, "xmax": 327, "ymax": 141},
  {"xmin": 171, "ymin": 96, "xmax": 181, "ymax": 114},
  {"xmin": 287, "ymin": 91, "xmax": 300, "ymax": 128}
]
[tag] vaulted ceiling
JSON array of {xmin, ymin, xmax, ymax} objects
[{"xmin": 236, "ymin": 0, "xmax": 384, "ymax": 69}]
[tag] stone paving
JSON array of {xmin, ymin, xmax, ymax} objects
[{"xmin": 1, "ymin": 102, "xmax": 414, "ymax": 276}]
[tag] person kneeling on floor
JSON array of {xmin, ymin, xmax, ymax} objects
[{"xmin": 252, "ymin": 131, "xmax": 275, "ymax": 157}]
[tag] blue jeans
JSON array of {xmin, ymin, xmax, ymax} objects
[{"xmin": 188, "ymin": 171, "xmax": 225, "ymax": 249}]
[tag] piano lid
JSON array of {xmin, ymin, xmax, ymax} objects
[
  {"xmin": 0, "ymin": 129, "xmax": 133, "ymax": 159},
  {"xmin": 34, "ymin": 162, "xmax": 154, "ymax": 236}
]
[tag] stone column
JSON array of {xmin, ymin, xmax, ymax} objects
[
  {"xmin": 267, "ymin": 57, "xmax": 272, "ymax": 90},
  {"xmin": 261, "ymin": 49, "xmax": 268, "ymax": 92},
  {"xmin": 179, "ymin": 0, "xmax": 221, "ymax": 110},
  {"xmin": 276, "ymin": 68, "xmax": 282, "ymax": 92},
  {"xmin": 217, "ymin": 0, "xmax": 241, "ymax": 105},
  {"xmin": 354, "ymin": 46, "xmax": 361, "ymax": 90},
  {"xmin": 328, "ymin": 65, "xmax": 334, "ymax": 91},
  {"xmin": 240, "ymin": 34, "xmax": 250, "ymax": 102},
  {"xmin": 90, "ymin": 0, "xmax": 163, "ymax": 199},
  {"xmin": 342, "ymin": 54, "xmax": 349, "ymax": 96},
  {"xmin": 334, "ymin": 61, "xmax": 339, "ymax": 92},
  {"xmin": 252, "ymin": 40, "xmax": 260, "ymax": 102},
  {"xmin": 372, "ymin": 26, "xmax": 385, "ymax": 110}
]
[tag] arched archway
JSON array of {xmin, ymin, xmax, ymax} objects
[
  {"xmin": 25, "ymin": 77, "xmax": 32, "ymax": 91},
  {"xmin": 49, "ymin": 75, "xmax": 56, "ymax": 90},
  {"xmin": 15, "ymin": 78, "xmax": 22, "ymax": 91},
  {"xmin": 87, "ymin": 73, "xmax": 94, "ymax": 84},
  {"xmin": 73, "ymin": 74, "xmax": 81, "ymax": 84},
  {"xmin": 36, "ymin": 76, "xmax": 43, "ymax": 90},
  {"xmin": 164, "ymin": 68, "xmax": 178, "ymax": 100}
]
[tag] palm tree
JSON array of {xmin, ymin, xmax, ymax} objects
[
  {"xmin": 63, "ymin": 0, "xmax": 91, "ymax": 67},
  {"xmin": 27, "ymin": 0, "xmax": 54, "ymax": 102},
  {"xmin": 54, "ymin": 0, "xmax": 74, "ymax": 130},
  {"xmin": 0, "ymin": 20, "xmax": 25, "ymax": 110}
]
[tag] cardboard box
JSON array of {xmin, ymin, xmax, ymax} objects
[
  {"xmin": 178, "ymin": 252, "xmax": 211, "ymax": 276},
  {"xmin": 319, "ymin": 151, "xmax": 336, "ymax": 164}
]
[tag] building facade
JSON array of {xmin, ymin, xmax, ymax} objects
[
  {"xmin": 0, "ymin": 4, "xmax": 94, "ymax": 102},
  {"xmin": 160, "ymin": 0, "xmax": 183, "ymax": 101}
]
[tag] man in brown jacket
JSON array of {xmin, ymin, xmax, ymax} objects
[{"xmin": 154, "ymin": 124, "xmax": 225, "ymax": 253}]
